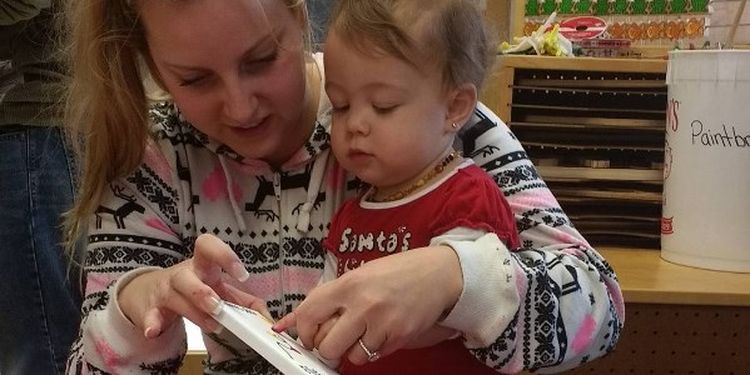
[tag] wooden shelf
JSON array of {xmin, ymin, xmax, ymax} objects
[
  {"xmin": 600, "ymin": 247, "xmax": 750, "ymax": 307},
  {"xmin": 481, "ymin": 55, "xmax": 668, "ymax": 123},
  {"xmin": 536, "ymin": 166, "xmax": 663, "ymax": 181},
  {"xmin": 483, "ymin": 55, "xmax": 669, "ymax": 248},
  {"xmin": 499, "ymin": 55, "xmax": 668, "ymax": 73}
]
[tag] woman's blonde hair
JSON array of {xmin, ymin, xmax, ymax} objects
[
  {"xmin": 329, "ymin": 0, "xmax": 496, "ymax": 91},
  {"xmin": 61, "ymin": 0, "xmax": 311, "ymax": 251}
]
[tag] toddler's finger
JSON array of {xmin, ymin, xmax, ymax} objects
[{"xmin": 272, "ymin": 311, "xmax": 297, "ymax": 334}]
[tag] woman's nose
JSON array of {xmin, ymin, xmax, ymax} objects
[{"xmin": 222, "ymin": 80, "xmax": 258, "ymax": 125}]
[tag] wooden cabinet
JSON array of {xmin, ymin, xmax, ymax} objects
[{"xmin": 482, "ymin": 55, "xmax": 668, "ymax": 248}]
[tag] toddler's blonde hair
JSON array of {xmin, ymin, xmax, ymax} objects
[{"xmin": 329, "ymin": 0, "xmax": 496, "ymax": 91}]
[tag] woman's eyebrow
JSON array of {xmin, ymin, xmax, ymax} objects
[{"xmin": 162, "ymin": 29, "xmax": 280, "ymax": 72}]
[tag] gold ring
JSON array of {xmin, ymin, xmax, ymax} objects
[{"xmin": 357, "ymin": 338, "xmax": 381, "ymax": 362}]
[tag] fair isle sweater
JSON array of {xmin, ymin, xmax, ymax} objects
[{"xmin": 67, "ymin": 55, "xmax": 624, "ymax": 375}]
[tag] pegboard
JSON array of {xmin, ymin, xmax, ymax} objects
[
  {"xmin": 180, "ymin": 303, "xmax": 749, "ymax": 374},
  {"xmin": 566, "ymin": 303, "xmax": 750, "ymax": 374}
]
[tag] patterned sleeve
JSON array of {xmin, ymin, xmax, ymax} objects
[
  {"xmin": 66, "ymin": 141, "xmax": 191, "ymax": 374},
  {"xmin": 448, "ymin": 102, "xmax": 625, "ymax": 373}
]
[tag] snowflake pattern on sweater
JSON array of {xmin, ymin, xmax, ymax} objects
[{"xmin": 67, "ymin": 57, "xmax": 623, "ymax": 375}]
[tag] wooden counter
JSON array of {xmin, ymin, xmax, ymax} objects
[{"xmin": 601, "ymin": 247, "xmax": 750, "ymax": 307}]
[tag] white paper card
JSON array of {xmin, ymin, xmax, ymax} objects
[{"xmin": 213, "ymin": 301, "xmax": 338, "ymax": 375}]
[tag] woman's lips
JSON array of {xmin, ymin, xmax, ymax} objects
[{"xmin": 230, "ymin": 116, "xmax": 270, "ymax": 136}]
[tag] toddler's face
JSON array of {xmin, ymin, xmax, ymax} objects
[{"xmin": 324, "ymin": 29, "xmax": 456, "ymax": 191}]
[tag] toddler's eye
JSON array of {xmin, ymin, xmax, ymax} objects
[
  {"xmin": 373, "ymin": 104, "xmax": 397, "ymax": 114},
  {"xmin": 332, "ymin": 105, "xmax": 349, "ymax": 113}
]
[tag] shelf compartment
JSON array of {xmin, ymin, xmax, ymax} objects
[
  {"xmin": 537, "ymin": 166, "xmax": 663, "ymax": 182},
  {"xmin": 490, "ymin": 55, "xmax": 668, "ymax": 249}
]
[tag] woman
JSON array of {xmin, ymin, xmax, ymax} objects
[{"xmin": 63, "ymin": 0, "xmax": 623, "ymax": 373}]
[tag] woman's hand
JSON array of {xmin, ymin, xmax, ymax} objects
[
  {"xmin": 305, "ymin": 315, "xmax": 458, "ymax": 352},
  {"xmin": 273, "ymin": 246, "xmax": 463, "ymax": 365},
  {"xmin": 118, "ymin": 234, "xmax": 269, "ymax": 338}
]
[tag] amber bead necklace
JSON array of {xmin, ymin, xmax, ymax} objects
[{"xmin": 368, "ymin": 150, "xmax": 461, "ymax": 202}]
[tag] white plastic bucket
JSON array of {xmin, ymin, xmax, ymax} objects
[{"xmin": 661, "ymin": 50, "xmax": 750, "ymax": 273}]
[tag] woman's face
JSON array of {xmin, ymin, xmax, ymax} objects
[{"xmin": 140, "ymin": 0, "xmax": 312, "ymax": 166}]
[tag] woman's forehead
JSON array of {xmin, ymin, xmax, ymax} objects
[
  {"xmin": 140, "ymin": 0, "xmax": 293, "ymax": 62},
  {"xmin": 139, "ymin": 0, "xmax": 292, "ymax": 36}
]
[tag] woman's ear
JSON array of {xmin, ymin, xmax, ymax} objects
[{"xmin": 445, "ymin": 83, "xmax": 478, "ymax": 132}]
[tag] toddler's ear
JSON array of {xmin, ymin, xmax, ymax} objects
[{"xmin": 445, "ymin": 83, "xmax": 478, "ymax": 132}]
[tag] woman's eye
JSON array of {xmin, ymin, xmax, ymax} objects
[
  {"xmin": 257, "ymin": 52, "xmax": 278, "ymax": 63},
  {"xmin": 242, "ymin": 52, "xmax": 278, "ymax": 73},
  {"xmin": 179, "ymin": 75, "xmax": 209, "ymax": 87}
]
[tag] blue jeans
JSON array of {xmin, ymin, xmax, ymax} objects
[{"xmin": 0, "ymin": 126, "xmax": 82, "ymax": 375}]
